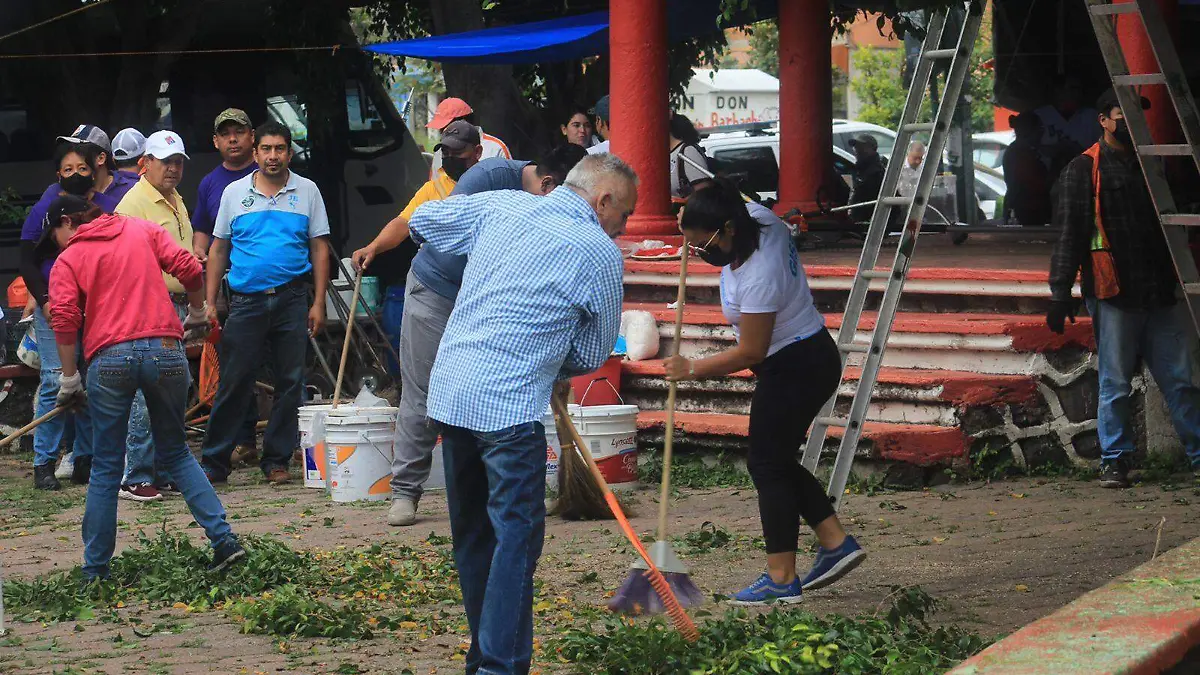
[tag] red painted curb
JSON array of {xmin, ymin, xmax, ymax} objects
[
  {"xmin": 0, "ymin": 364, "xmax": 37, "ymax": 379},
  {"xmin": 624, "ymin": 259, "xmax": 1053, "ymax": 283}
]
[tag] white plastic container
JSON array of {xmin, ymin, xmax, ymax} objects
[
  {"xmin": 569, "ymin": 404, "xmax": 639, "ymax": 490},
  {"xmin": 322, "ymin": 407, "xmax": 398, "ymax": 503},
  {"xmin": 423, "ymin": 409, "xmax": 563, "ymax": 491},
  {"xmin": 300, "ymin": 404, "xmax": 395, "ymax": 489}
]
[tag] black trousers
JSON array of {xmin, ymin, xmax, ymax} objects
[{"xmin": 748, "ymin": 329, "xmax": 840, "ymax": 554}]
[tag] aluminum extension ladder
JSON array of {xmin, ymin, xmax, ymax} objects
[
  {"xmin": 1084, "ymin": 0, "xmax": 1200, "ymax": 338},
  {"xmin": 800, "ymin": 1, "xmax": 983, "ymax": 509}
]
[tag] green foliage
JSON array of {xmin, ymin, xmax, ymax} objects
[
  {"xmin": 679, "ymin": 521, "xmax": 733, "ymax": 554},
  {"xmin": 227, "ymin": 585, "xmax": 389, "ymax": 639},
  {"xmin": 0, "ymin": 187, "xmax": 29, "ymax": 229},
  {"xmin": 553, "ymin": 586, "xmax": 990, "ymax": 674},
  {"xmin": 747, "ymin": 20, "xmax": 778, "ymax": 77},
  {"xmin": 638, "ymin": 451, "xmax": 753, "ymax": 490}
]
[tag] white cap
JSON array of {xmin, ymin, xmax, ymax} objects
[
  {"xmin": 111, "ymin": 128, "xmax": 146, "ymax": 161},
  {"xmin": 143, "ymin": 130, "xmax": 189, "ymax": 160}
]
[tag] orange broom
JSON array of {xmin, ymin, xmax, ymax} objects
[{"xmin": 551, "ymin": 397, "xmax": 699, "ymax": 641}]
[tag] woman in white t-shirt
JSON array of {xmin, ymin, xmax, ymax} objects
[{"xmin": 666, "ymin": 181, "xmax": 865, "ymax": 605}]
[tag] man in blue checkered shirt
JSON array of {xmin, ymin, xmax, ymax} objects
[{"xmin": 408, "ymin": 153, "xmax": 637, "ymax": 675}]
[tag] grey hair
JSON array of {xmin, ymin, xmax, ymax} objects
[
  {"xmin": 908, "ymin": 140, "xmax": 926, "ymax": 153},
  {"xmin": 563, "ymin": 152, "xmax": 639, "ymax": 194}
]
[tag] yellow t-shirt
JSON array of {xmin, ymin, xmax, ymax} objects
[
  {"xmin": 400, "ymin": 169, "xmax": 457, "ymax": 221},
  {"xmin": 115, "ymin": 177, "xmax": 194, "ymax": 294}
]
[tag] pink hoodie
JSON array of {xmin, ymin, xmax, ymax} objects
[{"xmin": 49, "ymin": 213, "xmax": 203, "ymax": 360}]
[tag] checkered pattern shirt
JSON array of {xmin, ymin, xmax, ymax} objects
[{"xmin": 408, "ymin": 187, "xmax": 624, "ymax": 432}]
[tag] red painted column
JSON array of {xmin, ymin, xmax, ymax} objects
[
  {"xmin": 609, "ymin": 0, "xmax": 675, "ymax": 236},
  {"xmin": 1117, "ymin": 0, "xmax": 1180, "ymax": 143},
  {"xmin": 775, "ymin": 0, "xmax": 833, "ymax": 216}
]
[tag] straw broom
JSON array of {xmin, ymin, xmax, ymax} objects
[
  {"xmin": 609, "ymin": 243, "xmax": 704, "ymax": 614},
  {"xmin": 554, "ymin": 386, "xmax": 610, "ymax": 520}
]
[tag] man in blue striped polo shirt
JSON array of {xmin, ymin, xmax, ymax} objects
[
  {"xmin": 201, "ymin": 120, "xmax": 331, "ymax": 485},
  {"xmin": 407, "ymin": 153, "xmax": 637, "ymax": 675}
]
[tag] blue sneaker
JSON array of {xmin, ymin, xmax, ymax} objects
[
  {"xmin": 729, "ymin": 573, "xmax": 804, "ymax": 606},
  {"xmin": 800, "ymin": 535, "xmax": 866, "ymax": 591}
]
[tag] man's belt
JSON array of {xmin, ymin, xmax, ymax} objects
[{"xmin": 231, "ymin": 276, "xmax": 308, "ymax": 297}]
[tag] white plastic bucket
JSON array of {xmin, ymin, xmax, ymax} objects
[
  {"xmin": 300, "ymin": 404, "xmax": 395, "ymax": 489},
  {"xmin": 321, "ymin": 407, "xmax": 397, "ymax": 503},
  {"xmin": 423, "ymin": 410, "xmax": 563, "ymax": 491},
  {"xmin": 569, "ymin": 404, "xmax": 639, "ymax": 489}
]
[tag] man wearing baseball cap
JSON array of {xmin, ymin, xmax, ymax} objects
[
  {"xmin": 192, "ymin": 108, "xmax": 261, "ymax": 469},
  {"xmin": 587, "ymin": 95, "xmax": 611, "ymax": 155},
  {"xmin": 111, "ymin": 128, "xmax": 147, "ymax": 176},
  {"xmin": 848, "ymin": 133, "xmax": 886, "ymax": 223},
  {"xmin": 426, "ymin": 97, "xmax": 510, "ymax": 180}
]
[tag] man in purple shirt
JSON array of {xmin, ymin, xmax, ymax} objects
[{"xmin": 192, "ymin": 108, "xmax": 261, "ymax": 466}]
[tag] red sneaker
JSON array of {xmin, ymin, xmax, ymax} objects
[{"xmin": 118, "ymin": 483, "xmax": 163, "ymax": 502}]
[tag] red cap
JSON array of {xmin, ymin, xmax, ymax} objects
[{"xmin": 427, "ymin": 97, "xmax": 474, "ymax": 130}]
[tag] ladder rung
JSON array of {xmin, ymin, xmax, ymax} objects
[
  {"xmin": 860, "ymin": 269, "xmax": 893, "ymax": 279},
  {"xmin": 1162, "ymin": 214, "xmax": 1200, "ymax": 227},
  {"xmin": 881, "ymin": 196, "xmax": 912, "ymax": 207},
  {"xmin": 816, "ymin": 416, "xmax": 848, "ymax": 428},
  {"xmin": 839, "ymin": 343, "xmax": 871, "ymax": 354},
  {"xmin": 1139, "ymin": 144, "xmax": 1193, "ymax": 156},
  {"xmin": 1090, "ymin": 3, "xmax": 1138, "ymax": 15},
  {"xmin": 1184, "ymin": 283, "xmax": 1200, "ymax": 295},
  {"xmin": 1114, "ymin": 74, "xmax": 1166, "ymax": 86},
  {"xmin": 923, "ymin": 48, "xmax": 957, "ymax": 60},
  {"xmin": 901, "ymin": 123, "xmax": 935, "ymax": 134}
]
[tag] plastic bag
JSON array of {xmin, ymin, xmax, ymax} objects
[
  {"xmin": 17, "ymin": 325, "xmax": 39, "ymax": 370},
  {"xmin": 353, "ymin": 387, "xmax": 389, "ymax": 408},
  {"xmin": 620, "ymin": 310, "xmax": 660, "ymax": 362}
]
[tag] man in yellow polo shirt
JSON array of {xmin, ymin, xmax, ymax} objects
[{"xmin": 111, "ymin": 129, "xmax": 197, "ymax": 502}]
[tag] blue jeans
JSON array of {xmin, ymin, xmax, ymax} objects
[
  {"xmin": 122, "ymin": 391, "xmax": 158, "ymax": 485},
  {"xmin": 1088, "ymin": 298, "xmax": 1200, "ymax": 467},
  {"xmin": 202, "ymin": 285, "xmax": 308, "ymax": 479},
  {"xmin": 83, "ymin": 338, "xmax": 235, "ymax": 579},
  {"xmin": 31, "ymin": 307, "xmax": 92, "ymax": 467},
  {"xmin": 442, "ymin": 421, "xmax": 547, "ymax": 675}
]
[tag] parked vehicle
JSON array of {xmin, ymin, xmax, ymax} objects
[
  {"xmin": 832, "ymin": 119, "xmax": 898, "ymax": 160},
  {"xmin": 972, "ymin": 130, "xmax": 1015, "ymax": 175}
]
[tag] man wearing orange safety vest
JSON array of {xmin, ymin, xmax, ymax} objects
[
  {"xmin": 425, "ymin": 97, "xmax": 510, "ymax": 180},
  {"xmin": 1047, "ymin": 88, "xmax": 1200, "ymax": 489}
]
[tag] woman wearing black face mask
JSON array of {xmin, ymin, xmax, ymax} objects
[{"xmin": 666, "ymin": 180, "xmax": 864, "ymax": 604}]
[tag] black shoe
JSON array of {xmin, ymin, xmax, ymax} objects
[
  {"xmin": 203, "ymin": 466, "xmax": 228, "ymax": 485},
  {"xmin": 71, "ymin": 455, "xmax": 92, "ymax": 485},
  {"xmin": 34, "ymin": 463, "xmax": 61, "ymax": 490},
  {"xmin": 209, "ymin": 538, "xmax": 246, "ymax": 572},
  {"xmin": 1099, "ymin": 460, "xmax": 1130, "ymax": 489}
]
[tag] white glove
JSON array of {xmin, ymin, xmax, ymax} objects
[
  {"xmin": 184, "ymin": 303, "xmax": 209, "ymax": 329},
  {"xmin": 56, "ymin": 372, "xmax": 86, "ymax": 410}
]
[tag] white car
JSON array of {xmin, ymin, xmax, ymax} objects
[
  {"xmin": 701, "ymin": 125, "xmax": 1006, "ymax": 220},
  {"xmin": 972, "ymin": 130, "xmax": 1015, "ymax": 175},
  {"xmin": 832, "ymin": 119, "xmax": 898, "ymax": 160}
]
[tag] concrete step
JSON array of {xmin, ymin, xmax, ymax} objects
[
  {"xmin": 621, "ymin": 361, "xmax": 1040, "ymax": 427},
  {"xmin": 623, "ymin": 302, "xmax": 1094, "ymax": 375},
  {"xmin": 636, "ymin": 410, "xmax": 969, "ymax": 467},
  {"xmin": 623, "ymin": 259, "xmax": 1072, "ymax": 315}
]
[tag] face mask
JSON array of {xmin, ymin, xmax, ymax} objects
[
  {"xmin": 442, "ymin": 156, "xmax": 469, "ymax": 181},
  {"xmin": 1113, "ymin": 119, "xmax": 1132, "ymax": 147},
  {"xmin": 60, "ymin": 173, "xmax": 94, "ymax": 196},
  {"xmin": 697, "ymin": 243, "xmax": 736, "ymax": 267}
]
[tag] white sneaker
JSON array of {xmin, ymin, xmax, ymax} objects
[
  {"xmin": 387, "ymin": 498, "xmax": 417, "ymax": 526},
  {"xmin": 55, "ymin": 452, "xmax": 74, "ymax": 480}
]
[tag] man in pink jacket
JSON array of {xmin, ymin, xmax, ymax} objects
[{"xmin": 42, "ymin": 194, "xmax": 244, "ymax": 580}]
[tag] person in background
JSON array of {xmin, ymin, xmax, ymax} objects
[
  {"xmin": 201, "ymin": 121, "xmax": 330, "ymax": 485},
  {"xmin": 669, "ymin": 180, "xmax": 865, "ymax": 604},
  {"xmin": 191, "ymin": 108, "xmax": 261, "ymax": 468},
  {"xmin": 1048, "ymin": 89, "xmax": 1200, "ymax": 488},
  {"xmin": 41, "ymin": 194, "xmax": 245, "ymax": 580},
  {"xmin": 1002, "ymin": 112, "xmax": 1051, "ymax": 227},
  {"xmin": 1034, "ymin": 75, "xmax": 1102, "ymax": 178},
  {"xmin": 668, "ymin": 112, "xmax": 712, "ymax": 199},
  {"xmin": 20, "ymin": 125, "xmax": 137, "ymax": 490},
  {"xmin": 849, "ymin": 134, "xmax": 887, "ymax": 224},
  {"xmin": 114, "ymin": 130, "xmax": 199, "ymax": 502},
  {"xmin": 426, "ymin": 97, "xmax": 510, "ymax": 179},
  {"xmin": 588, "ymin": 95, "xmax": 611, "ymax": 155},
  {"xmin": 353, "ymin": 143, "xmax": 587, "ymax": 528},
  {"xmin": 560, "ymin": 106, "xmax": 592, "ymax": 148},
  {"xmin": 897, "ymin": 140, "xmax": 926, "ymax": 198},
  {"xmin": 406, "ymin": 153, "xmax": 636, "ymax": 675},
  {"xmin": 110, "ymin": 128, "xmax": 146, "ymax": 177}
]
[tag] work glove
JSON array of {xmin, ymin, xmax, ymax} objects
[
  {"xmin": 183, "ymin": 303, "xmax": 211, "ymax": 342},
  {"xmin": 1046, "ymin": 299, "xmax": 1079, "ymax": 335},
  {"xmin": 56, "ymin": 372, "xmax": 87, "ymax": 411}
]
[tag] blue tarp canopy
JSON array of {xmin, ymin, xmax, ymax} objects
[{"xmin": 365, "ymin": 0, "xmax": 779, "ymax": 64}]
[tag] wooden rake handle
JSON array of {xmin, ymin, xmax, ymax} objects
[
  {"xmin": 332, "ymin": 271, "xmax": 364, "ymax": 410},
  {"xmin": 0, "ymin": 407, "xmax": 67, "ymax": 449},
  {"xmin": 658, "ymin": 243, "xmax": 689, "ymax": 541}
]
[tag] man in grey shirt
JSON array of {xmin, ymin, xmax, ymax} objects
[{"xmin": 355, "ymin": 145, "xmax": 588, "ymax": 526}]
